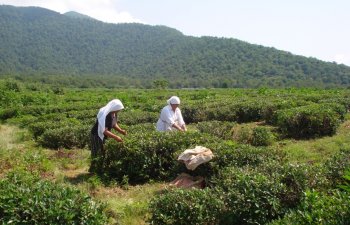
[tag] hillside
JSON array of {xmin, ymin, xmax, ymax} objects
[{"xmin": 1, "ymin": 5, "xmax": 350, "ymax": 88}]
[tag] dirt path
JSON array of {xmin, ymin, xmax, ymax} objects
[{"xmin": 0, "ymin": 124, "xmax": 20, "ymax": 150}]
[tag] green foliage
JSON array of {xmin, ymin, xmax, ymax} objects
[
  {"xmin": 269, "ymin": 190, "xmax": 350, "ymax": 225},
  {"xmin": 275, "ymin": 103, "xmax": 346, "ymax": 138},
  {"xmin": 153, "ymin": 79, "xmax": 169, "ymax": 89},
  {"xmin": 319, "ymin": 148, "xmax": 350, "ymax": 189},
  {"xmin": 232, "ymin": 124, "xmax": 276, "ymax": 146},
  {"xmin": 118, "ymin": 110, "xmax": 158, "ymax": 125},
  {"xmin": 196, "ymin": 120, "xmax": 235, "ymax": 140},
  {"xmin": 338, "ymin": 169, "xmax": 350, "ymax": 192},
  {"xmin": 38, "ymin": 124, "xmax": 90, "ymax": 149},
  {"xmin": 100, "ymin": 130, "xmax": 215, "ymax": 183},
  {"xmin": 148, "ymin": 188, "xmax": 224, "ymax": 225},
  {"xmin": 2, "ymin": 82, "xmax": 350, "ymax": 224},
  {"xmin": 0, "ymin": 108, "xmax": 20, "ymax": 120},
  {"xmin": 0, "ymin": 78, "xmax": 22, "ymax": 92},
  {"xmin": 214, "ymin": 167, "xmax": 285, "ymax": 224},
  {"xmin": 0, "ymin": 172, "xmax": 108, "ymax": 224},
  {"xmin": 211, "ymin": 142, "xmax": 283, "ymax": 170},
  {"xmin": 251, "ymin": 126, "xmax": 276, "ymax": 146},
  {"xmin": 2, "ymin": 6, "xmax": 350, "ymax": 88},
  {"xmin": 51, "ymin": 86, "xmax": 65, "ymax": 95}
]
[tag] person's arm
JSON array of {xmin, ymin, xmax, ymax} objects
[
  {"xmin": 114, "ymin": 123, "xmax": 127, "ymax": 135},
  {"xmin": 103, "ymin": 129, "xmax": 123, "ymax": 142},
  {"xmin": 176, "ymin": 108, "xmax": 187, "ymax": 131},
  {"xmin": 172, "ymin": 123, "xmax": 185, "ymax": 131}
]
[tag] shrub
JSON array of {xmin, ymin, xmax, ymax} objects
[
  {"xmin": 29, "ymin": 118, "xmax": 81, "ymax": 140},
  {"xmin": 148, "ymin": 188, "xmax": 224, "ymax": 225},
  {"xmin": 0, "ymin": 108, "xmax": 19, "ymax": 120},
  {"xmin": 275, "ymin": 103, "xmax": 345, "ymax": 139},
  {"xmin": 38, "ymin": 124, "xmax": 90, "ymax": 149},
  {"xmin": 118, "ymin": 110, "xmax": 158, "ymax": 125},
  {"xmin": 232, "ymin": 100, "xmax": 265, "ymax": 123},
  {"xmin": 211, "ymin": 143, "xmax": 282, "ymax": 170},
  {"xmin": 214, "ymin": 167, "xmax": 285, "ymax": 225},
  {"xmin": 339, "ymin": 168, "xmax": 350, "ymax": 193},
  {"xmin": 209, "ymin": 161, "xmax": 307, "ymax": 224},
  {"xmin": 232, "ymin": 124, "xmax": 276, "ymax": 146},
  {"xmin": 276, "ymin": 163, "xmax": 308, "ymax": 208},
  {"xmin": 101, "ymin": 130, "xmax": 215, "ymax": 183},
  {"xmin": 269, "ymin": 190, "xmax": 350, "ymax": 225},
  {"xmin": 181, "ymin": 104, "xmax": 209, "ymax": 123},
  {"xmin": 6, "ymin": 115, "xmax": 37, "ymax": 128},
  {"xmin": 317, "ymin": 148, "xmax": 350, "ymax": 190},
  {"xmin": 251, "ymin": 126, "xmax": 276, "ymax": 146},
  {"xmin": 2, "ymin": 78, "xmax": 22, "ymax": 92},
  {"xmin": 0, "ymin": 172, "xmax": 108, "ymax": 224},
  {"xmin": 196, "ymin": 120, "xmax": 235, "ymax": 140}
]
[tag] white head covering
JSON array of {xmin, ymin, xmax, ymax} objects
[
  {"xmin": 167, "ymin": 96, "xmax": 180, "ymax": 105},
  {"xmin": 97, "ymin": 99, "xmax": 124, "ymax": 140}
]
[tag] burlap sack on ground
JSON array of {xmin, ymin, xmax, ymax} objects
[{"xmin": 169, "ymin": 173, "xmax": 205, "ymax": 189}]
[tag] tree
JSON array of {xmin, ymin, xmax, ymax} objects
[{"xmin": 153, "ymin": 79, "xmax": 169, "ymax": 89}]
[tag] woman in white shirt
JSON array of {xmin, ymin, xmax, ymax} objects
[{"xmin": 156, "ymin": 96, "xmax": 187, "ymax": 132}]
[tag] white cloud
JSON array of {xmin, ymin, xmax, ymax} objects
[
  {"xmin": 333, "ymin": 54, "xmax": 350, "ymax": 66},
  {"xmin": 0, "ymin": 0, "xmax": 143, "ymax": 23}
]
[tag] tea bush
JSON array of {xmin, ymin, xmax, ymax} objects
[
  {"xmin": 316, "ymin": 148, "xmax": 350, "ymax": 190},
  {"xmin": 148, "ymin": 188, "xmax": 224, "ymax": 225},
  {"xmin": 232, "ymin": 124, "xmax": 276, "ymax": 146},
  {"xmin": 212, "ymin": 163, "xmax": 306, "ymax": 224},
  {"xmin": 210, "ymin": 142, "xmax": 283, "ymax": 170},
  {"xmin": 275, "ymin": 103, "xmax": 345, "ymax": 138},
  {"xmin": 232, "ymin": 100, "xmax": 265, "ymax": 123},
  {"xmin": 182, "ymin": 103, "xmax": 210, "ymax": 123},
  {"xmin": 100, "ymin": 130, "xmax": 216, "ymax": 183},
  {"xmin": 214, "ymin": 167, "xmax": 286, "ymax": 224},
  {"xmin": 29, "ymin": 118, "xmax": 81, "ymax": 139},
  {"xmin": 269, "ymin": 190, "xmax": 350, "ymax": 225},
  {"xmin": 251, "ymin": 126, "xmax": 276, "ymax": 146},
  {"xmin": 265, "ymin": 163, "xmax": 308, "ymax": 208},
  {"xmin": 148, "ymin": 153, "xmax": 307, "ymax": 225},
  {"xmin": 0, "ymin": 108, "xmax": 19, "ymax": 120},
  {"xmin": 38, "ymin": 124, "xmax": 90, "ymax": 149},
  {"xmin": 0, "ymin": 172, "xmax": 108, "ymax": 224},
  {"xmin": 339, "ymin": 169, "xmax": 350, "ymax": 193},
  {"xmin": 196, "ymin": 120, "xmax": 235, "ymax": 140},
  {"xmin": 118, "ymin": 110, "xmax": 158, "ymax": 125}
]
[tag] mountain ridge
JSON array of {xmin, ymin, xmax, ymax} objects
[
  {"xmin": 63, "ymin": 11, "xmax": 97, "ymax": 21},
  {"xmin": 1, "ymin": 5, "xmax": 350, "ymax": 88}
]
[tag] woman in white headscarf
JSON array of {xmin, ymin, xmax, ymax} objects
[
  {"xmin": 90, "ymin": 99, "xmax": 127, "ymax": 173},
  {"xmin": 156, "ymin": 96, "xmax": 187, "ymax": 132}
]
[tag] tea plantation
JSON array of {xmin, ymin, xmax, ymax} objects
[{"xmin": 0, "ymin": 79, "xmax": 349, "ymax": 224}]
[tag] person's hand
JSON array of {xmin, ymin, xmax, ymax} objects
[
  {"xmin": 120, "ymin": 129, "xmax": 127, "ymax": 135},
  {"xmin": 114, "ymin": 136, "xmax": 123, "ymax": 142}
]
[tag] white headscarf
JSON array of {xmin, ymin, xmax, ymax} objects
[
  {"xmin": 167, "ymin": 96, "xmax": 180, "ymax": 105},
  {"xmin": 97, "ymin": 99, "xmax": 124, "ymax": 140}
]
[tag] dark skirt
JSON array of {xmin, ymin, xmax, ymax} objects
[{"xmin": 89, "ymin": 133, "xmax": 104, "ymax": 173}]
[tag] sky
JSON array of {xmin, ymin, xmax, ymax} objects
[{"xmin": 1, "ymin": 0, "xmax": 350, "ymax": 66}]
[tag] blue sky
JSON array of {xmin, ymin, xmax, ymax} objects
[{"xmin": 1, "ymin": 0, "xmax": 350, "ymax": 66}]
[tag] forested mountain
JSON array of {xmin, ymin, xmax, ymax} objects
[{"xmin": 1, "ymin": 5, "xmax": 350, "ymax": 88}]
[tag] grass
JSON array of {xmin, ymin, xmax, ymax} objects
[{"xmin": 273, "ymin": 119, "xmax": 350, "ymax": 164}]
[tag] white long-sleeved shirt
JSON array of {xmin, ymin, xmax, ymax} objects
[{"xmin": 156, "ymin": 105, "xmax": 185, "ymax": 131}]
